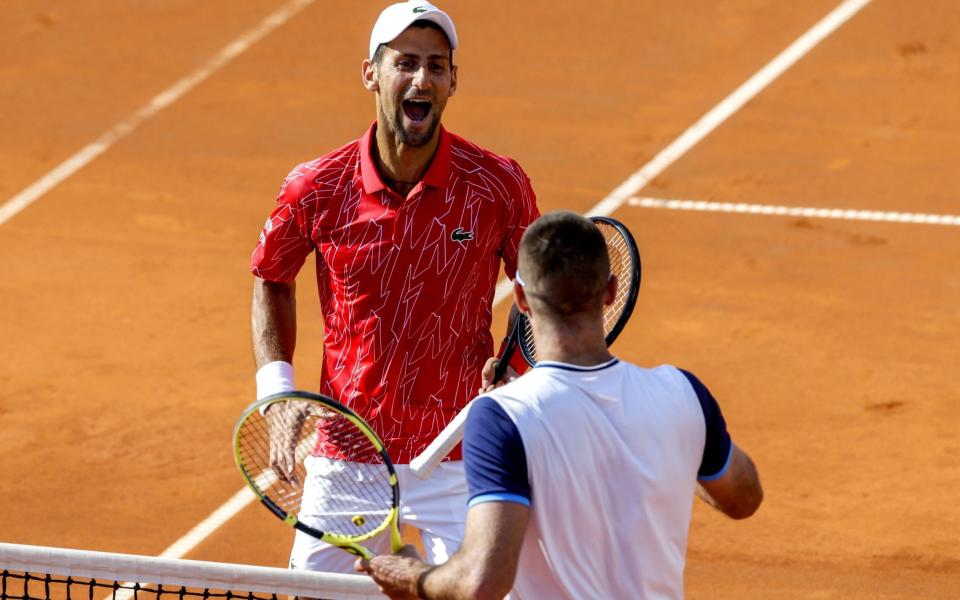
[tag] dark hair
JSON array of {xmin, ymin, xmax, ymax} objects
[
  {"xmin": 518, "ymin": 211, "xmax": 610, "ymax": 317},
  {"xmin": 372, "ymin": 20, "xmax": 454, "ymax": 66}
]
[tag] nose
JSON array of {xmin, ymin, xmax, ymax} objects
[{"xmin": 411, "ymin": 66, "xmax": 431, "ymax": 89}]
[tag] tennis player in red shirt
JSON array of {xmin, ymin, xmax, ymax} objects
[{"xmin": 250, "ymin": 1, "xmax": 539, "ymax": 575}]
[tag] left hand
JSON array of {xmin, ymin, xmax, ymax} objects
[{"xmin": 355, "ymin": 545, "xmax": 430, "ymax": 600}]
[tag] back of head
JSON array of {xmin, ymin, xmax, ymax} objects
[{"xmin": 518, "ymin": 211, "xmax": 610, "ymax": 318}]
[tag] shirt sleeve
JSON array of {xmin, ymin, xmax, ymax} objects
[
  {"xmin": 463, "ymin": 396, "xmax": 531, "ymax": 507},
  {"xmin": 679, "ymin": 369, "xmax": 734, "ymax": 481},
  {"xmin": 499, "ymin": 160, "xmax": 540, "ymax": 281},
  {"xmin": 249, "ymin": 168, "xmax": 316, "ymax": 283}
]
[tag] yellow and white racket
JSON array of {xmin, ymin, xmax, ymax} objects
[{"xmin": 233, "ymin": 391, "xmax": 401, "ymax": 559}]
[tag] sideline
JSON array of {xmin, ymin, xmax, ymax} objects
[
  {"xmin": 28, "ymin": 0, "xmax": 873, "ymax": 569},
  {"xmin": 583, "ymin": 0, "xmax": 873, "ymax": 220},
  {"xmin": 0, "ymin": 0, "xmax": 316, "ymax": 227},
  {"xmin": 492, "ymin": 0, "xmax": 874, "ymax": 306}
]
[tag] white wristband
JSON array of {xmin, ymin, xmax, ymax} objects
[{"xmin": 256, "ymin": 360, "xmax": 295, "ymax": 401}]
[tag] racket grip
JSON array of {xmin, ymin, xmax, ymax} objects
[
  {"xmin": 409, "ymin": 404, "xmax": 471, "ymax": 479},
  {"xmin": 492, "ymin": 353, "xmax": 510, "ymax": 384},
  {"xmin": 492, "ymin": 338, "xmax": 518, "ymax": 385}
]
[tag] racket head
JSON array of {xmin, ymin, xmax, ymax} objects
[
  {"xmin": 516, "ymin": 216, "xmax": 640, "ymax": 365},
  {"xmin": 516, "ymin": 313, "xmax": 538, "ymax": 367},
  {"xmin": 590, "ymin": 215, "xmax": 642, "ymax": 345},
  {"xmin": 493, "ymin": 309, "xmax": 538, "ymax": 382},
  {"xmin": 233, "ymin": 391, "xmax": 399, "ymax": 558}
]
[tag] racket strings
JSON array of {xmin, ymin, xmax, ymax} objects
[
  {"xmin": 236, "ymin": 403, "xmax": 394, "ymax": 538},
  {"xmin": 519, "ymin": 222, "xmax": 636, "ymax": 364},
  {"xmin": 520, "ymin": 319, "xmax": 537, "ymax": 362},
  {"xmin": 236, "ymin": 410, "xmax": 312, "ymax": 512},
  {"xmin": 304, "ymin": 418, "xmax": 393, "ymax": 537},
  {"xmin": 598, "ymin": 223, "xmax": 635, "ymax": 334}
]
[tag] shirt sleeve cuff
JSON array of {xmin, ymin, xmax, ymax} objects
[
  {"xmin": 697, "ymin": 444, "xmax": 734, "ymax": 482},
  {"xmin": 468, "ymin": 492, "xmax": 531, "ymax": 508}
]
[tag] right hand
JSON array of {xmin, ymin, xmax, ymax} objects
[
  {"xmin": 265, "ymin": 400, "xmax": 312, "ymax": 485},
  {"xmin": 479, "ymin": 356, "xmax": 518, "ymax": 394},
  {"xmin": 355, "ymin": 545, "xmax": 430, "ymax": 600}
]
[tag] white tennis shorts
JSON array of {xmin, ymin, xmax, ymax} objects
[{"xmin": 289, "ymin": 455, "xmax": 468, "ymax": 574}]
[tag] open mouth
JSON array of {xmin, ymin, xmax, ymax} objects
[{"xmin": 402, "ymin": 99, "xmax": 432, "ymax": 123}]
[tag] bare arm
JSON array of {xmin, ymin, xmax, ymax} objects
[
  {"xmin": 252, "ymin": 277, "xmax": 302, "ymax": 480},
  {"xmin": 697, "ymin": 443, "xmax": 763, "ymax": 519},
  {"xmin": 358, "ymin": 502, "xmax": 529, "ymax": 600},
  {"xmin": 252, "ymin": 277, "xmax": 297, "ymax": 368}
]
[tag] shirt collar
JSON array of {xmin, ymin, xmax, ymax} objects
[
  {"xmin": 358, "ymin": 121, "xmax": 452, "ymax": 195},
  {"xmin": 535, "ymin": 357, "xmax": 621, "ymax": 372}
]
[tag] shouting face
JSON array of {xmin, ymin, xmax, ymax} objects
[{"xmin": 365, "ymin": 25, "xmax": 457, "ymax": 148}]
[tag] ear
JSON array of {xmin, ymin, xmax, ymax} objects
[
  {"xmin": 604, "ymin": 274, "xmax": 618, "ymax": 307},
  {"xmin": 361, "ymin": 58, "xmax": 379, "ymax": 92},
  {"xmin": 448, "ymin": 64, "xmax": 458, "ymax": 97},
  {"xmin": 514, "ymin": 279, "xmax": 531, "ymax": 315}
]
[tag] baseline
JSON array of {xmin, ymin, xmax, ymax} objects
[
  {"xmin": 113, "ymin": 0, "xmax": 878, "ymax": 563},
  {"xmin": 629, "ymin": 197, "xmax": 960, "ymax": 227}
]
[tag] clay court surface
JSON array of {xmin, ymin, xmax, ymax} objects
[{"xmin": 2, "ymin": 0, "xmax": 959, "ymax": 597}]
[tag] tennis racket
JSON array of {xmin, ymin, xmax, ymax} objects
[
  {"xmin": 233, "ymin": 391, "xmax": 401, "ymax": 560},
  {"xmin": 410, "ymin": 215, "xmax": 642, "ymax": 479}
]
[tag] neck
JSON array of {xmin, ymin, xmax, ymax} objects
[
  {"xmin": 530, "ymin": 314, "xmax": 612, "ymax": 366},
  {"xmin": 374, "ymin": 122, "xmax": 440, "ymax": 195}
]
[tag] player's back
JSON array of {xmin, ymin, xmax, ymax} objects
[{"xmin": 490, "ymin": 359, "xmax": 706, "ymax": 600}]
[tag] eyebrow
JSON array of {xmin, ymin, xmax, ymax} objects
[{"xmin": 394, "ymin": 50, "xmax": 450, "ymax": 62}]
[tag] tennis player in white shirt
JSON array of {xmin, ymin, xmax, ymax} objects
[{"xmin": 358, "ymin": 211, "xmax": 764, "ymax": 599}]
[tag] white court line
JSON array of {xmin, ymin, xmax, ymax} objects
[
  {"xmin": 156, "ymin": 487, "xmax": 259, "ymax": 558},
  {"xmin": 493, "ymin": 277, "xmax": 515, "ymax": 306},
  {"xmin": 495, "ymin": 0, "xmax": 873, "ymax": 305},
  {"xmin": 0, "ymin": 0, "xmax": 316, "ymax": 567},
  {"xmin": 0, "ymin": 0, "xmax": 316, "ymax": 227},
  {"xmin": 153, "ymin": 413, "xmax": 317, "ymax": 562},
  {"xmin": 630, "ymin": 197, "xmax": 960, "ymax": 226},
  {"xmin": 75, "ymin": 0, "xmax": 876, "ymax": 570},
  {"xmin": 108, "ymin": 438, "xmax": 317, "ymax": 600},
  {"xmin": 0, "ymin": 0, "xmax": 318, "ymax": 577},
  {"xmin": 2, "ymin": 0, "xmax": 317, "ymax": 562},
  {"xmin": 584, "ymin": 0, "xmax": 872, "ymax": 219}
]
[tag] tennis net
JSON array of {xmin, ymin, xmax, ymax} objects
[{"xmin": 0, "ymin": 543, "xmax": 383, "ymax": 600}]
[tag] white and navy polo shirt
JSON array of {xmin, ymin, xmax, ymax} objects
[{"xmin": 462, "ymin": 358, "xmax": 732, "ymax": 600}]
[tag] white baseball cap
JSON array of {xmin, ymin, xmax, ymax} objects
[{"xmin": 369, "ymin": 1, "xmax": 458, "ymax": 61}]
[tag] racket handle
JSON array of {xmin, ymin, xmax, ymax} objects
[
  {"xmin": 492, "ymin": 352, "xmax": 510, "ymax": 384},
  {"xmin": 411, "ymin": 312, "xmax": 521, "ymax": 478},
  {"xmin": 492, "ymin": 333, "xmax": 520, "ymax": 385},
  {"xmin": 409, "ymin": 404, "xmax": 471, "ymax": 479}
]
